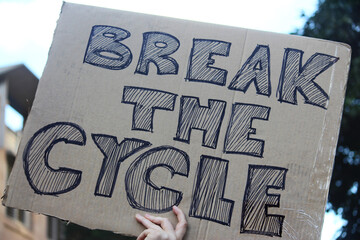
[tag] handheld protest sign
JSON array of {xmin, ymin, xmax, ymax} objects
[{"xmin": 3, "ymin": 2, "xmax": 351, "ymax": 239}]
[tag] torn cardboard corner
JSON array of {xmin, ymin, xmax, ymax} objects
[
  {"xmin": 3, "ymin": 2, "xmax": 351, "ymax": 240},
  {"xmin": 1, "ymin": 185, "xmax": 8, "ymax": 203}
]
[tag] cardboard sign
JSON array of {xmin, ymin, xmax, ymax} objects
[{"xmin": 3, "ymin": 2, "xmax": 351, "ymax": 239}]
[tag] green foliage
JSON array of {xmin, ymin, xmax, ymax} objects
[
  {"xmin": 65, "ymin": 223, "xmax": 136, "ymax": 240},
  {"xmin": 298, "ymin": 0, "xmax": 360, "ymax": 239}
]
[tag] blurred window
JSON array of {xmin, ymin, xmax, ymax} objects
[
  {"xmin": 47, "ymin": 217, "xmax": 65, "ymax": 240},
  {"xmin": 5, "ymin": 152, "xmax": 32, "ymax": 230}
]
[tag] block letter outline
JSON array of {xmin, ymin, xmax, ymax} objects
[
  {"xmin": 122, "ymin": 86, "xmax": 177, "ymax": 132},
  {"xmin": 84, "ymin": 25, "xmax": 132, "ymax": 70},
  {"xmin": 228, "ymin": 45, "xmax": 271, "ymax": 96},
  {"xmin": 189, "ymin": 155, "xmax": 234, "ymax": 226},
  {"xmin": 277, "ymin": 48, "xmax": 339, "ymax": 109},
  {"xmin": 186, "ymin": 39, "xmax": 231, "ymax": 86},
  {"xmin": 92, "ymin": 134, "xmax": 151, "ymax": 197},
  {"xmin": 23, "ymin": 122, "xmax": 86, "ymax": 195},
  {"xmin": 224, "ymin": 103, "xmax": 270, "ymax": 157},
  {"xmin": 241, "ymin": 164, "xmax": 288, "ymax": 237},
  {"xmin": 125, "ymin": 146, "xmax": 190, "ymax": 213},
  {"xmin": 173, "ymin": 96, "xmax": 226, "ymax": 149},
  {"xmin": 135, "ymin": 31, "xmax": 180, "ymax": 75}
]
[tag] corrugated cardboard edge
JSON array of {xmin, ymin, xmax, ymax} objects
[
  {"xmin": 1, "ymin": 185, "xmax": 8, "ymax": 204},
  {"xmin": 307, "ymin": 43, "xmax": 352, "ymax": 239}
]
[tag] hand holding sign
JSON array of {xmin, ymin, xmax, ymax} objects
[{"xmin": 136, "ymin": 206, "xmax": 187, "ymax": 240}]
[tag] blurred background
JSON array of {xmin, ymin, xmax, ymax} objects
[{"xmin": 0, "ymin": 0, "xmax": 358, "ymax": 239}]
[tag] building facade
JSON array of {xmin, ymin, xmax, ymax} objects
[{"xmin": 0, "ymin": 64, "xmax": 64, "ymax": 240}]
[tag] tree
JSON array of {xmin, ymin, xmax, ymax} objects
[
  {"xmin": 65, "ymin": 223, "xmax": 135, "ymax": 240},
  {"xmin": 298, "ymin": 0, "xmax": 360, "ymax": 239}
]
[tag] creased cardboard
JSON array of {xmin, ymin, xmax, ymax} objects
[{"xmin": 3, "ymin": 2, "xmax": 351, "ymax": 239}]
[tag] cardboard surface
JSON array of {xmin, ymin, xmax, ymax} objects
[{"xmin": 3, "ymin": 2, "xmax": 351, "ymax": 239}]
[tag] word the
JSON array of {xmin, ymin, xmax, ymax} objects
[{"xmin": 122, "ymin": 86, "xmax": 270, "ymax": 157}]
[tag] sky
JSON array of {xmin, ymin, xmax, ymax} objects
[
  {"xmin": 0, "ymin": 0, "xmax": 347, "ymax": 239},
  {"xmin": 0, "ymin": 0, "xmax": 319, "ymax": 78}
]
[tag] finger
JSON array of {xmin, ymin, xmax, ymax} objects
[
  {"xmin": 137, "ymin": 229, "xmax": 151, "ymax": 240},
  {"xmin": 144, "ymin": 214, "xmax": 175, "ymax": 233},
  {"xmin": 173, "ymin": 206, "xmax": 187, "ymax": 239},
  {"xmin": 135, "ymin": 214, "xmax": 162, "ymax": 230}
]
